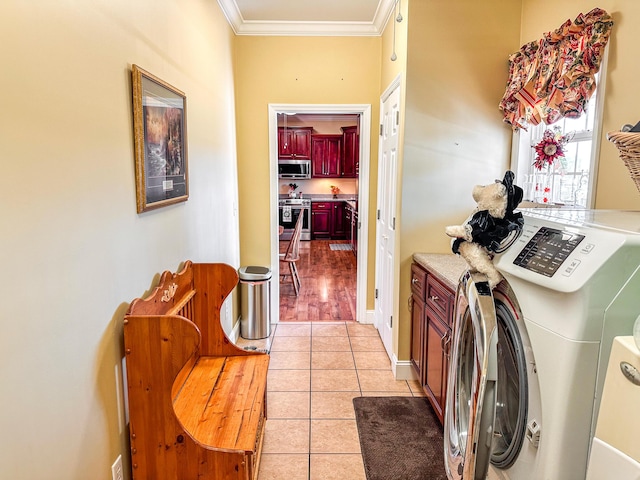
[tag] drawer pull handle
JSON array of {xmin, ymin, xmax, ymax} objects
[
  {"xmin": 441, "ymin": 333, "xmax": 452, "ymax": 358},
  {"xmin": 412, "ymin": 278, "xmax": 419, "ymax": 285}
]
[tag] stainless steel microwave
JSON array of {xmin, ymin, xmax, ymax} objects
[{"xmin": 278, "ymin": 159, "xmax": 311, "ymax": 179}]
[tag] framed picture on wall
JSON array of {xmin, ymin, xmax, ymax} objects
[{"xmin": 131, "ymin": 64, "xmax": 188, "ymax": 213}]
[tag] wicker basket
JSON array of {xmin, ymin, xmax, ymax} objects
[{"xmin": 607, "ymin": 131, "xmax": 640, "ymax": 194}]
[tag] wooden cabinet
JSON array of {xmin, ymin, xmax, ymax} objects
[
  {"xmin": 351, "ymin": 209, "xmax": 358, "ymax": 257},
  {"xmin": 278, "ymin": 127, "xmax": 313, "ymax": 159},
  {"xmin": 311, "ymin": 134, "xmax": 342, "ymax": 177},
  {"xmin": 311, "ymin": 202, "xmax": 331, "ymax": 238},
  {"xmin": 312, "ymin": 201, "xmax": 347, "ymax": 240},
  {"xmin": 341, "ymin": 126, "xmax": 359, "ymax": 178},
  {"xmin": 332, "ymin": 201, "xmax": 346, "ymax": 238},
  {"xmin": 410, "ymin": 262, "xmax": 455, "ymax": 425}
]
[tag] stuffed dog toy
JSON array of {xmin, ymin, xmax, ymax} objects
[{"xmin": 445, "ymin": 171, "xmax": 524, "ymax": 288}]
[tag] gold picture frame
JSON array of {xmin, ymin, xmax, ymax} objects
[{"xmin": 132, "ymin": 65, "xmax": 188, "ymax": 213}]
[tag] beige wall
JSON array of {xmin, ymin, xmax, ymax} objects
[
  {"xmin": 1, "ymin": 1, "xmax": 239, "ymax": 478},
  {"xmin": 234, "ymin": 36, "xmax": 382, "ymax": 307},
  {"xmin": 396, "ymin": 0, "xmax": 523, "ymax": 360},
  {"xmin": 520, "ymin": 0, "xmax": 640, "ymax": 209}
]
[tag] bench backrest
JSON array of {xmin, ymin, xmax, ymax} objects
[{"xmin": 126, "ymin": 261, "xmax": 250, "ymax": 357}]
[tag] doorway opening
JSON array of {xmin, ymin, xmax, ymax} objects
[{"xmin": 268, "ymin": 104, "xmax": 371, "ymax": 324}]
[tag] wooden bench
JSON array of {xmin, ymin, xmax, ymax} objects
[{"xmin": 123, "ymin": 261, "xmax": 269, "ymax": 480}]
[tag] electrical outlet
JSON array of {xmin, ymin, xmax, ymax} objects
[{"xmin": 111, "ymin": 455, "xmax": 124, "ymax": 480}]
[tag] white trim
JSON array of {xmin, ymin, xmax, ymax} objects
[
  {"xmin": 381, "ymin": 73, "xmax": 402, "ymax": 103},
  {"xmin": 268, "ymin": 103, "xmax": 372, "ymax": 324},
  {"xmin": 586, "ymin": 46, "xmax": 609, "ymax": 208},
  {"xmin": 392, "ymin": 357, "xmax": 418, "ymax": 381},
  {"xmin": 217, "ymin": 0, "xmax": 397, "ymax": 37}
]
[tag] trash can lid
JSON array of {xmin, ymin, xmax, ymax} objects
[{"xmin": 239, "ymin": 266, "xmax": 272, "ymax": 281}]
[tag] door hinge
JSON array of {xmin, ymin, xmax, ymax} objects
[
  {"xmin": 396, "ymin": 111, "xmax": 400, "ymax": 125},
  {"xmin": 392, "ymin": 217, "xmax": 396, "ymax": 229},
  {"xmin": 380, "ymin": 123, "xmax": 383, "ymax": 136},
  {"xmin": 390, "ymin": 315, "xmax": 393, "ymax": 328},
  {"xmin": 375, "ymin": 288, "xmax": 379, "ymax": 299},
  {"xmin": 377, "ymin": 209, "xmax": 381, "ymax": 220}
]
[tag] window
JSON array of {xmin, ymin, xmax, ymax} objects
[{"xmin": 512, "ymin": 75, "xmax": 604, "ymax": 208}]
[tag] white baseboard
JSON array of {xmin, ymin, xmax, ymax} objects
[
  {"xmin": 360, "ymin": 309, "xmax": 375, "ymax": 324},
  {"xmin": 392, "ymin": 357, "xmax": 418, "ymax": 381}
]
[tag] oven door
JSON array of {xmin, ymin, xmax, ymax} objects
[{"xmin": 279, "ymin": 205, "xmax": 309, "ymax": 240}]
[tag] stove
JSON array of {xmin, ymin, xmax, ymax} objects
[{"xmin": 278, "ymin": 198, "xmax": 311, "ymax": 240}]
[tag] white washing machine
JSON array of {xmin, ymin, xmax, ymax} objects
[{"xmin": 444, "ymin": 209, "xmax": 640, "ymax": 480}]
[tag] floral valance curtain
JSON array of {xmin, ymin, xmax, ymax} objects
[{"xmin": 499, "ymin": 8, "xmax": 614, "ymax": 131}]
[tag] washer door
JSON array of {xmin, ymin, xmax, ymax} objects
[{"xmin": 445, "ymin": 272, "xmax": 499, "ymax": 480}]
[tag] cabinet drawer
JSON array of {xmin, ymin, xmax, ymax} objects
[
  {"xmin": 312, "ymin": 202, "xmax": 330, "ymax": 210},
  {"xmin": 411, "ymin": 263, "xmax": 427, "ymax": 299},
  {"xmin": 426, "ymin": 274, "xmax": 453, "ymax": 325}
]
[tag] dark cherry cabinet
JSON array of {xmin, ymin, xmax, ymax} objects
[
  {"xmin": 410, "ymin": 262, "xmax": 455, "ymax": 425},
  {"xmin": 311, "ymin": 202, "xmax": 331, "ymax": 238},
  {"xmin": 278, "ymin": 127, "xmax": 313, "ymax": 159},
  {"xmin": 331, "ymin": 201, "xmax": 346, "ymax": 238},
  {"xmin": 341, "ymin": 126, "xmax": 359, "ymax": 178},
  {"xmin": 312, "ymin": 201, "xmax": 347, "ymax": 240},
  {"xmin": 311, "ymin": 134, "xmax": 342, "ymax": 178}
]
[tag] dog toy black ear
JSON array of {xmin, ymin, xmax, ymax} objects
[{"xmin": 502, "ymin": 170, "xmax": 523, "ymax": 215}]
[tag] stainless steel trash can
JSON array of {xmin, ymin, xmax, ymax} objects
[{"xmin": 239, "ymin": 266, "xmax": 272, "ymax": 339}]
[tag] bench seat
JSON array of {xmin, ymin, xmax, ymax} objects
[{"xmin": 124, "ymin": 261, "xmax": 269, "ymax": 480}]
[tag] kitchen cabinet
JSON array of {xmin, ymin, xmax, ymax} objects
[
  {"xmin": 311, "ymin": 202, "xmax": 331, "ymax": 238},
  {"xmin": 345, "ymin": 202, "xmax": 358, "ymax": 256},
  {"xmin": 311, "ymin": 135, "xmax": 342, "ymax": 177},
  {"xmin": 332, "ymin": 201, "xmax": 346, "ymax": 238},
  {"xmin": 341, "ymin": 126, "xmax": 359, "ymax": 178},
  {"xmin": 278, "ymin": 127, "xmax": 313, "ymax": 160},
  {"xmin": 410, "ymin": 262, "xmax": 455, "ymax": 425},
  {"xmin": 311, "ymin": 201, "xmax": 346, "ymax": 240}
]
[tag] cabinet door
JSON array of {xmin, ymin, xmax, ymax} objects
[
  {"xmin": 331, "ymin": 202, "xmax": 346, "ymax": 238},
  {"xmin": 311, "ymin": 135, "xmax": 342, "ymax": 177},
  {"xmin": 352, "ymin": 211, "xmax": 358, "ymax": 256},
  {"xmin": 341, "ymin": 126, "xmax": 359, "ymax": 177},
  {"xmin": 291, "ymin": 129, "xmax": 312, "ymax": 159},
  {"xmin": 344, "ymin": 208, "xmax": 352, "ymax": 241},
  {"xmin": 311, "ymin": 203, "xmax": 331, "ymax": 238},
  {"xmin": 410, "ymin": 295, "xmax": 425, "ymax": 380},
  {"xmin": 325, "ymin": 136, "xmax": 341, "ymax": 177},
  {"xmin": 311, "ymin": 136, "xmax": 327, "ymax": 177},
  {"xmin": 424, "ymin": 309, "xmax": 450, "ymax": 424},
  {"xmin": 278, "ymin": 128, "xmax": 294, "ymax": 159}
]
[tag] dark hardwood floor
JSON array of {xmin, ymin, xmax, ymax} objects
[{"xmin": 279, "ymin": 240, "xmax": 357, "ymax": 321}]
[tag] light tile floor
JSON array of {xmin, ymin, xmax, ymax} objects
[{"xmin": 237, "ymin": 322, "xmax": 424, "ymax": 480}]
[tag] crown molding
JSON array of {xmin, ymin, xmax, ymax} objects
[{"xmin": 217, "ymin": 0, "xmax": 396, "ymax": 37}]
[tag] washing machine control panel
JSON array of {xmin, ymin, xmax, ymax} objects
[
  {"xmin": 513, "ymin": 227, "xmax": 585, "ymax": 277},
  {"xmin": 495, "ymin": 212, "xmax": 631, "ymax": 293}
]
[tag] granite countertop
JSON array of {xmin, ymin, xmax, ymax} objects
[{"xmin": 412, "ymin": 253, "xmax": 468, "ymax": 290}]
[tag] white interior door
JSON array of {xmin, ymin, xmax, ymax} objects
[{"xmin": 374, "ymin": 81, "xmax": 400, "ymax": 358}]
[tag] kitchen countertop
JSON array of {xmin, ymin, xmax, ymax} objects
[{"xmin": 412, "ymin": 253, "xmax": 468, "ymax": 290}]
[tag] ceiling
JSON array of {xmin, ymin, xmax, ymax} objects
[{"xmin": 217, "ymin": 0, "xmax": 397, "ymax": 36}]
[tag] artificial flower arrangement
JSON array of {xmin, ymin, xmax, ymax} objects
[
  {"xmin": 288, "ymin": 183, "xmax": 299, "ymax": 197},
  {"xmin": 533, "ymin": 128, "xmax": 571, "ymax": 170},
  {"xmin": 330, "ymin": 185, "xmax": 340, "ymax": 197},
  {"xmin": 531, "ymin": 128, "xmax": 572, "ymax": 203}
]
